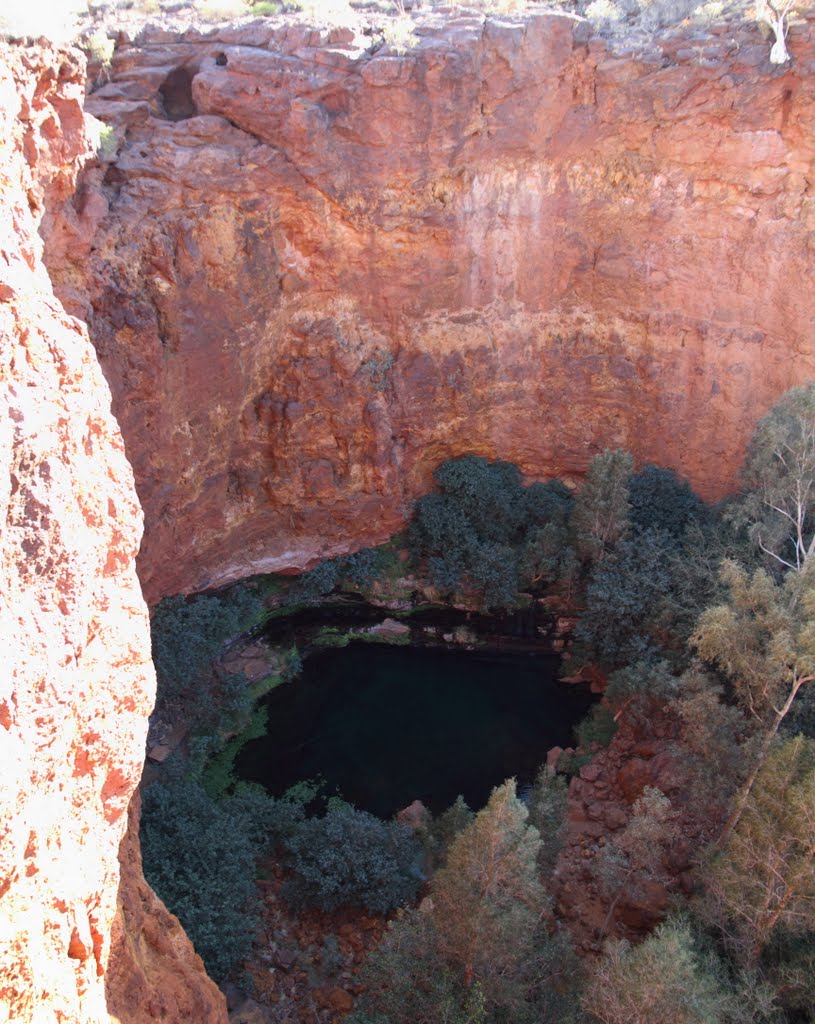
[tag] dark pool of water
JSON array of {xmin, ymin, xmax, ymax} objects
[{"xmin": 235, "ymin": 643, "xmax": 594, "ymax": 818}]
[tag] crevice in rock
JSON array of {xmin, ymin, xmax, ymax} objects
[{"xmin": 158, "ymin": 66, "xmax": 197, "ymax": 121}]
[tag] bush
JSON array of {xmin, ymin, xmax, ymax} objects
[
  {"xmin": 582, "ymin": 918, "xmax": 738, "ymax": 1024},
  {"xmin": 524, "ymin": 764, "xmax": 568, "ymax": 874},
  {"xmin": 410, "ymin": 456, "xmax": 572, "ymax": 608},
  {"xmin": 426, "ymin": 795, "xmax": 474, "ymax": 869},
  {"xmin": 151, "ymin": 584, "xmax": 264, "ymax": 709},
  {"xmin": 628, "ymin": 464, "xmax": 703, "ymax": 538},
  {"xmin": 292, "ymin": 557, "xmax": 344, "ymax": 602},
  {"xmin": 575, "ymin": 528, "xmax": 674, "ymax": 666},
  {"xmin": 281, "ymin": 806, "xmax": 422, "ymax": 913},
  {"xmin": 140, "ymin": 777, "xmax": 272, "ymax": 982}
]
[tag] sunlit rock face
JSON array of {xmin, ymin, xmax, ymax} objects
[
  {"xmin": 0, "ymin": 43, "xmax": 225, "ymax": 1024},
  {"xmin": 58, "ymin": 11, "xmax": 815, "ymax": 603}
]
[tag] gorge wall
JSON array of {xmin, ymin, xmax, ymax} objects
[
  {"xmin": 53, "ymin": 6, "xmax": 815, "ymax": 603},
  {"xmin": 0, "ymin": 43, "xmax": 225, "ymax": 1023},
  {"xmin": 4, "ymin": 8, "xmax": 815, "ymax": 1020}
]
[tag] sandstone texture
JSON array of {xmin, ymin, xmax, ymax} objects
[
  {"xmin": 55, "ymin": 9, "xmax": 815, "ymax": 602},
  {"xmin": 0, "ymin": 43, "xmax": 225, "ymax": 1023}
]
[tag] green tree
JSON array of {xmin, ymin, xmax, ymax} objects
[
  {"xmin": 595, "ymin": 787, "xmax": 679, "ymax": 939},
  {"xmin": 410, "ymin": 456, "xmax": 572, "ymax": 608},
  {"xmin": 348, "ymin": 908, "xmax": 487, "ymax": 1024},
  {"xmin": 151, "ymin": 584, "xmax": 264, "ymax": 715},
  {"xmin": 572, "ymin": 449, "xmax": 633, "ymax": 563},
  {"xmin": 670, "ymin": 667, "xmax": 749, "ymax": 839},
  {"xmin": 281, "ymin": 805, "xmax": 421, "ymax": 914},
  {"xmin": 140, "ymin": 777, "xmax": 270, "ymax": 982},
  {"xmin": 692, "ymin": 561, "xmax": 815, "ymax": 842},
  {"xmin": 582, "ymin": 918, "xmax": 738, "ymax": 1024},
  {"xmin": 699, "ymin": 735, "xmax": 815, "ymax": 966},
  {"xmin": 628, "ymin": 464, "xmax": 702, "ymax": 538},
  {"xmin": 738, "ymin": 383, "xmax": 815, "ymax": 573},
  {"xmin": 430, "ymin": 781, "xmax": 548, "ymax": 997},
  {"xmin": 575, "ymin": 528, "xmax": 674, "ymax": 666},
  {"xmin": 352, "ymin": 780, "xmax": 579, "ymax": 1024},
  {"xmin": 524, "ymin": 764, "xmax": 568, "ymax": 875}
]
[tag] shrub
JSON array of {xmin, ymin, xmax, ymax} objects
[
  {"xmin": 353, "ymin": 780, "xmax": 580, "ymax": 1024},
  {"xmin": 292, "ymin": 557, "xmax": 344, "ymax": 602},
  {"xmin": 629, "ymin": 464, "xmax": 703, "ymax": 538},
  {"xmin": 410, "ymin": 456, "xmax": 572, "ymax": 608},
  {"xmin": 343, "ymin": 547, "xmax": 380, "ymax": 587},
  {"xmin": 575, "ymin": 703, "xmax": 619, "ymax": 751},
  {"xmin": 151, "ymin": 584, "xmax": 264, "ymax": 709},
  {"xmin": 524, "ymin": 764, "xmax": 568, "ymax": 874},
  {"xmin": 572, "ymin": 449, "xmax": 633, "ymax": 563},
  {"xmin": 575, "ymin": 528, "xmax": 674, "ymax": 666},
  {"xmin": 426, "ymin": 795, "xmax": 474, "ymax": 869},
  {"xmin": 141, "ymin": 777, "xmax": 271, "ymax": 982},
  {"xmin": 582, "ymin": 918, "xmax": 737, "ymax": 1024},
  {"xmin": 281, "ymin": 806, "xmax": 422, "ymax": 913}
]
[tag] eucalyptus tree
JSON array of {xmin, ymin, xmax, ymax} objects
[
  {"xmin": 739, "ymin": 383, "xmax": 815, "ymax": 574},
  {"xmin": 692, "ymin": 560, "xmax": 815, "ymax": 843},
  {"xmin": 699, "ymin": 735, "xmax": 815, "ymax": 967}
]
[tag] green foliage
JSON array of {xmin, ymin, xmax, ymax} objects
[
  {"xmin": 692, "ymin": 561, "xmax": 815, "ymax": 730},
  {"xmin": 582, "ymin": 917, "xmax": 740, "ymax": 1024},
  {"xmin": 348, "ymin": 909, "xmax": 488, "ymax": 1024},
  {"xmin": 594, "ymin": 787, "xmax": 680, "ymax": 939},
  {"xmin": 764, "ymin": 929, "xmax": 815, "ymax": 1018},
  {"xmin": 426, "ymin": 795, "xmax": 475, "ymax": 869},
  {"xmin": 572, "ymin": 449, "xmax": 633, "ymax": 563},
  {"xmin": 575, "ymin": 528, "xmax": 674, "ymax": 666},
  {"xmin": 293, "ymin": 557, "xmax": 345, "ymax": 602},
  {"xmin": 344, "ymin": 547, "xmax": 379, "ymax": 586},
  {"xmin": 575, "ymin": 704, "xmax": 618, "ymax": 751},
  {"xmin": 524, "ymin": 765, "xmax": 568, "ymax": 875},
  {"xmin": 430, "ymin": 781, "xmax": 553, "ymax": 1019},
  {"xmin": 354, "ymin": 778, "xmax": 581, "ymax": 1019},
  {"xmin": 199, "ymin": 706, "xmax": 268, "ymax": 800},
  {"xmin": 669, "ymin": 668, "xmax": 750, "ymax": 834},
  {"xmin": 140, "ymin": 777, "xmax": 272, "ymax": 982},
  {"xmin": 605, "ymin": 658, "xmax": 680, "ymax": 712},
  {"xmin": 573, "ymin": 458, "xmax": 733, "ymax": 668},
  {"xmin": 699, "ymin": 735, "xmax": 815, "ymax": 967},
  {"xmin": 292, "ymin": 547, "xmax": 382, "ymax": 602},
  {"xmin": 628, "ymin": 464, "xmax": 703, "ymax": 538},
  {"xmin": 410, "ymin": 456, "xmax": 573, "ymax": 608},
  {"xmin": 281, "ymin": 805, "xmax": 421, "ymax": 914},
  {"xmin": 737, "ymin": 383, "xmax": 815, "ymax": 573},
  {"xmin": 353, "ymin": 780, "xmax": 579, "ymax": 1024},
  {"xmin": 151, "ymin": 584, "xmax": 264, "ymax": 711}
]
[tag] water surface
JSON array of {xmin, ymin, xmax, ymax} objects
[{"xmin": 236, "ymin": 642, "xmax": 593, "ymax": 817}]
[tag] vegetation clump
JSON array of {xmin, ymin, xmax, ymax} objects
[
  {"xmin": 281, "ymin": 805, "xmax": 422, "ymax": 913},
  {"xmin": 409, "ymin": 454, "xmax": 573, "ymax": 609}
]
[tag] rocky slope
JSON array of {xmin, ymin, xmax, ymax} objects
[
  {"xmin": 0, "ymin": 42, "xmax": 225, "ymax": 1023},
  {"xmin": 51, "ymin": 6, "xmax": 815, "ymax": 602}
]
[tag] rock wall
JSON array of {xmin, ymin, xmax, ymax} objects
[
  {"xmin": 0, "ymin": 43, "xmax": 225, "ymax": 1023},
  {"xmin": 62, "ymin": 9, "xmax": 815, "ymax": 603}
]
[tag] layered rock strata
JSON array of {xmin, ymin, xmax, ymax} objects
[
  {"xmin": 0, "ymin": 43, "xmax": 225, "ymax": 1023},
  {"xmin": 56, "ymin": 9, "xmax": 815, "ymax": 601}
]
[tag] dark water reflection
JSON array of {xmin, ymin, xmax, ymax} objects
[{"xmin": 235, "ymin": 643, "xmax": 594, "ymax": 817}]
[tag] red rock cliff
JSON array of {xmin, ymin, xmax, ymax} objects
[
  {"xmin": 0, "ymin": 43, "xmax": 225, "ymax": 1023},
  {"xmin": 58, "ymin": 10, "xmax": 815, "ymax": 601}
]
